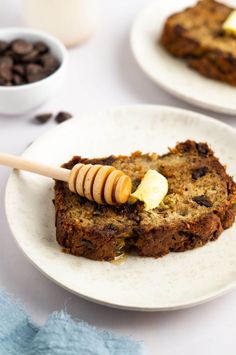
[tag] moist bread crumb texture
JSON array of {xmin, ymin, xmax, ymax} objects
[
  {"xmin": 160, "ymin": 0, "xmax": 236, "ymax": 86},
  {"xmin": 54, "ymin": 140, "xmax": 236, "ymax": 261}
]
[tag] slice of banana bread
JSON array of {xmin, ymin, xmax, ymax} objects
[
  {"xmin": 160, "ymin": 0, "xmax": 236, "ymax": 86},
  {"xmin": 54, "ymin": 141, "xmax": 236, "ymax": 261}
]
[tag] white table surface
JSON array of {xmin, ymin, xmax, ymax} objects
[{"xmin": 1, "ymin": 1, "xmax": 236, "ymax": 354}]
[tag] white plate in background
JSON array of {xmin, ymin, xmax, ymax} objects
[
  {"xmin": 5, "ymin": 105, "xmax": 236, "ymax": 310},
  {"xmin": 131, "ymin": 0, "xmax": 236, "ymax": 115}
]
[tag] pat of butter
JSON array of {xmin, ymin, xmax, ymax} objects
[
  {"xmin": 223, "ymin": 10, "xmax": 236, "ymax": 36},
  {"xmin": 130, "ymin": 169, "xmax": 168, "ymax": 211}
]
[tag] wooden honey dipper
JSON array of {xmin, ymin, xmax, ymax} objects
[{"xmin": 0, "ymin": 153, "xmax": 132, "ymax": 205}]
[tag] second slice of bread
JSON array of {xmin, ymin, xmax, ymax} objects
[{"xmin": 160, "ymin": 0, "xmax": 236, "ymax": 86}]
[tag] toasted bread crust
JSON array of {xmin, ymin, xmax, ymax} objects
[
  {"xmin": 160, "ymin": 0, "xmax": 236, "ymax": 86},
  {"xmin": 54, "ymin": 140, "xmax": 236, "ymax": 260}
]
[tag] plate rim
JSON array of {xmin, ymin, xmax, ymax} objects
[
  {"xmin": 5, "ymin": 104, "xmax": 236, "ymax": 311},
  {"xmin": 130, "ymin": 1, "xmax": 236, "ymax": 116}
]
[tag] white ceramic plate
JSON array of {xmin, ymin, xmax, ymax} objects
[
  {"xmin": 5, "ymin": 105, "xmax": 236, "ymax": 311},
  {"xmin": 131, "ymin": 0, "xmax": 236, "ymax": 115}
]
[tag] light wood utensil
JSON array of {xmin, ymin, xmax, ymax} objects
[{"xmin": 0, "ymin": 153, "xmax": 132, "ymax": 205}]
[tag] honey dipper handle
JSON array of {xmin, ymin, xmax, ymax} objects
[{"xmin": 0, "ymin": 153, "xmax": 70, "ymax": 182}]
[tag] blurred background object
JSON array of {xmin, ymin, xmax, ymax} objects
[{"xmin": 23, "ymin": 0, "xmax": 98, "ymax": 47}]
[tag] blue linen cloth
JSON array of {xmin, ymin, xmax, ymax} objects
[{"xmin": 0, "ymin": 291, "xmax": 142, "ymax": 355}]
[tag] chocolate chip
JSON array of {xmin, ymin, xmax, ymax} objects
[
  {"xmin": 196, "ymin": 143, "xmax": 209, "ymax": 156},
  {"xmin": 0, "ymin": 68, "xmax": 12, "ymax": 81},
  {"xmin": 4, "ymin": 49, "xmax": 17, "ymax": 61},
  {"xmin": 192, "ymin": 166, "xmax": 208, "ymax": 180},
  {"xmin": 0, "ymin": 57, "xmax": 13, "ymax": 81},
  {"xmin": 0, "ymin": 40, "xmax": 8, "ymax": 53},
  {"xmin": 81, "ymin": 239, "xmax": 96, "ymax": 250},
  {"xmin": 13, "ymin": 74, "xmax": 24, "ymax": 85},
  {"xmin": 181, "ymin": 143, "xmax": 191, "ymax": 152},
  {"xmin": 225, "ymin": 54, "xmax": 235, "ymax": 65},
  {"xmin": 11, "ymin": 39, "xmax": 33, "ymax": 55},
  {"xmin": 0, "ymin": 56, "xmax": 13, "ymax": 67},
  {"xmin": 13, "ymin": 64, "xmax": 25, "ymax": 76},
  {"xmin": 213, "ymin": 29, "xmax": 224, "ymax": 37},
  {"xmin": 55, "ymin": 111, "xmax": 73, "ymax": 123},
  {"xmin": 99, "ymin": 156, "xmax": 116, "ymax": 166},
  {"xmin": 175, "ymin": 24, "xmax": 186, "ymax": 36},
  {"xmin": 26, "ymin": 63, "xmax": 45, "ymax": 83},
  {"xmin": 192, "ymin": 195, "xmax": 212, "ymax": 207},
  {"xmin": 35, "ymin": 113, "xmax": 53, "ymax": 124},
  {"xmin": 0, "ymin": 77, "xmax": 5, "ymax": 85},
  {"xmin": 22, "ymin": 49, "xmax": 39, "ymax": 62},
  {"xmin": 41, "ymin": 53, "xmax": 59, "ymax": 73},
  {"xmin": 34, "ymin": 41, "xmax": 49, "ymax": 54}
]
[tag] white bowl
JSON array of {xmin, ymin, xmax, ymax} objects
[{"xmin": 0, "ymin": 28, "xmax": 68, "ymax": 115}]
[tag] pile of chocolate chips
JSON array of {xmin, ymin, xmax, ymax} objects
[{"xmin": 0, "ymin": 39, "xmax": 60, "ymax": 86}]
